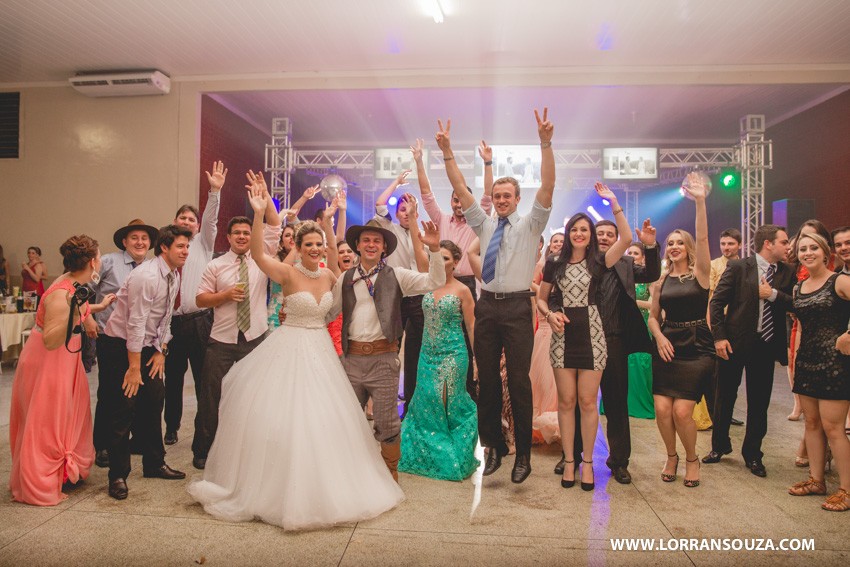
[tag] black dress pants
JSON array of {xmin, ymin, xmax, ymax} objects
[
  {"xmin": 573, "ymin": 334, "xmax": 630, "ymax": 468},
  {"xmin": 99, "ymin": 336, "xmax": 166, "ymax": 481},
  {"xmin": 93, "ymin": 335, "xmax": 138, "ymax": 452},
  {"xmin": 192, "ymin": 332, "xmax": 266, "ymax": 459},
  {"xmin": 474, "ymin": 294, "xmax": 534, "ymax": 457},
  {"xmin": 401, "ymin": 295, "xmax": 424, "ymax": 417},
  {"xmin": 711, "ymin": 338, "xmax": 777, "ymax": 461},
  {"xmin": 164, "ymin": 310, "xmax": 213, "ymax": 433}
]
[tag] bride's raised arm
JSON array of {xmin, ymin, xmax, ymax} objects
[{"xmin": 247, "ymin": 173, "xmax": 292, "ymax": 287}]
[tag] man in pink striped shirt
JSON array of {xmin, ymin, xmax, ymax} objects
[{"xmin": 101, "ymin": 225, "xmax": 191, "ymax": 500}]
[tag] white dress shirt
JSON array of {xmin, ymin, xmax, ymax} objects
[
  {"xmin": 372, "ymin": 205, "xmax": 419, "ymax": 271},
  {"xmin": 176, "ymin": 191, "xmax": 219, "ymax": 315},
  {"xmin": 330, "ymin": 249, "xmax": 446, "ymax": 341},
  {"xmin": 197, "ymin": 224, "xmax": 280, "ymax": 343},
  {"xmin": 463, "ymin": 198, "xmax": 551, "ymax": 293}
]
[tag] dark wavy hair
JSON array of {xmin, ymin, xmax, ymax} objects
[
  {"xmin": 552, "ymin": 213, "xmax": 605, "ymax": 278},
  {"xmin": 439, "ymin": 240, "xmax": 462, "ymax": 262},
  {"xmin": 155, "ymin": 225, "xmax": 193, "ymax": 256},
  {"xmin": 59, "ymin": 235, "xmax": 99, "ymax": 272}
]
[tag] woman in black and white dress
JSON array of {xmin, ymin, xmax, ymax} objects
[{"xmin": 536, "ymin": 183, "xmax": 632, "ymax": 491}]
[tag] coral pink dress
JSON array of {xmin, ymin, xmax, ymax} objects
[{"xmin": 9, "ymin": 278, "xmax": 94, "ymax": 506}]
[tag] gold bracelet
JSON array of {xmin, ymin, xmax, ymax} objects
[
  {"xmin": 612, "ymin": 207, "xmax": 624, "ymax": 215},
  {"xmin": 540, "ymin": 141, "xmax": 552, "ymax": 149}
]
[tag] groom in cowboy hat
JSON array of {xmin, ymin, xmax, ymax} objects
[
  {"xmin": 90, "ymin": 219, "xmax": 160, "ymax": 468},
  {"xmin": 330, "ymin": 220, "xmax": 445, "ymax": 481}
]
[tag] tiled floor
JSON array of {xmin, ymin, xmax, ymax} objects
[{"xmin": 0, "ymin": 362, "xmax": 847, "ymax": 566}]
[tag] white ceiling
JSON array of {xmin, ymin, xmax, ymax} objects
[{"xmin": 2, "ymin": 0, "xmax": 850, "ymax": 145}]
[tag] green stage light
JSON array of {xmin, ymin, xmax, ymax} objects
[{"xmin": 722, "ymin": 174, "xmax": 736, "ymax": 187}]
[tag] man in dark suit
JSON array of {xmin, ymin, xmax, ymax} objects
[
  {"xmin": 704, "ymin": 224, "xmax": 793, "ymax": 477},
  {"xmin": 561, "ymin": 219, "xmax": 661, "ymax": 484}
]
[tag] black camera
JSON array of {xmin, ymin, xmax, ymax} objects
[{"xmin": 72, "ymin": 282, "xmax": 94, "ymax": 305}]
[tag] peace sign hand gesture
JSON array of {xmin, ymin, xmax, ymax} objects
[
  {"xmin": 410, "ymin": 138, "xmax": 425, "ymax": 162},
  {"xmin": 534, "ymin": 107, "xmax": 553, "ymax": 144},
  {"xmin": 478, "ymin": 140, "xmax": 493, "ymax": 162},
  {"xmin": 435, "ymin": 118, "xmax": 452, "ymax": 152}
]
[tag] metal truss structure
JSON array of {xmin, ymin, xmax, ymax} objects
[
  {"xmin": 738, "ymin": 115, "xmax": 772, "ymax": 256},
  {"xmin": 265, "ymin": 116, "xmax": 769, "ymax": 245}
]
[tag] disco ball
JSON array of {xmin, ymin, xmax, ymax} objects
[
  {"xmin": 319, "ymin": 174, "xmax": 347, "ymax": 201},
  {"xmin": 680, "ymin": 171, "xmax": 713, "ymax": 200}
]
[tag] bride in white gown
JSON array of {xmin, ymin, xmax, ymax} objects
[{"xmin": 188, "ymin": 176, "xmax": 404, "ymax": 530}]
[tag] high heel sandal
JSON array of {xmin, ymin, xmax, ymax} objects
[
  {"xmin": 822, "ymin": 489, "xmax": 850, "ymax": 512},
  {"xmin": 683, "ymin": 457, "xmax": 700, "ymax": 488},
  {"xmin": 661, "ymin": 453, "xmax": 679, "ymax": 482},
  {"xmin": 561, "ymin": 460, "xmax": 575, "ymax": 488},
  {"xmin": 580, "ymin": 459, "xmax": 594, "ymax": 491},
  {"xmin": 794, "ymin": 456, "xmax": 809, "ymax": 468}
]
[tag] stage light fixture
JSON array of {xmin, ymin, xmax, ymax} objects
[
  {"xmin": 388, "ymin": 196, "xmax": 399, "ymax": 206},
  {"xmin": 716, "ymin": 169, "xmax": 740, "ymax": 190},
  {"xmin": 586, "ymin": 206, "xmax": 603, "ymax": 222},
  {"xmin": 601, "ymin": 198, "xmax": 610, "ymax": 206}
]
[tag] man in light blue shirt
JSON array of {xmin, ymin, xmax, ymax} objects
[{"xmin": 436, "ymin": 108, "xmax": 555, "ymax": 483}]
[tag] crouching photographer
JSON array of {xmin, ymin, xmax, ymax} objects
[{"xmin": 9, "ymin": 235, "xmax": 115, "ymax": 506}]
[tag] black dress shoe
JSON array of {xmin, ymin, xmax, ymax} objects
[
  {"xmin": 95, "ymin": 449, "xmax": 109, "ymax": 468},
  {"xmin": 730, "ymin": 418, "xmax": 744, "ymax": 426},
  {"xmin": 143, "ymin": 464, "xmax": 186, "ymax": 480},
  {"xmin": 483, "ymin": 448, "xmax": 503, "ymax": 476},
  {"xmin": 164, "ymin": 430, "xmax": 178, "ymax": 445},
  {"xmin": 108, "ymin": 478, "xmax": 128, "ymax": 500},
  {"xmin": 192, "ymin": 456, "xmax": 207, "ymax": 470},
  {"xmin": 746, "ymin": 459, "xmax": 767, "ymax": 477},
  {"xmin": 511, "ymin": 454, "xmax": 532, "ymax": 484},
  {"xmin": 611, "ymin": 466, "xmax": 632, "ymax": 484},
  {"xmin": 702, "ymin": 448, "xmax": 732, "ymax": 464}
]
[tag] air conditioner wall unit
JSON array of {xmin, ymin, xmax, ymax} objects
[{"xmin": 69, "ymin": 70, "xmax": 171, "ymax": 97}]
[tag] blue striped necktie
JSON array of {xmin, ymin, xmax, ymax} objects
[
  {"xmin": 761, "ymin": 264, "xmax": 775, "ymax": 342},
  {"xmin": 482, "ymin": 217, "xmax": 509, "ymax": 284}
]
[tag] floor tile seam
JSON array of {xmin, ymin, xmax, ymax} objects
[
  {"xmin": 337, "ymin": 524, "xmax": 357, "ymax": 567},
  {"xmin": 0, "ymin": 505, "xmax": 70, "ymax": 552},
  {"xmin": 42, "ymin": 507, "xmax": 279, "ymax": 527},
  {"xmin": 349, "ymin": 526, "xmax": 648, "ymax": 543}
]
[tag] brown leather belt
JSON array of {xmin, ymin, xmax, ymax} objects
[{"xmin": 348, "ymin": 339, "xmax": 398, "ymax": 356}]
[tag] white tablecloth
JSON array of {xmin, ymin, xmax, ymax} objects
[{"xmin": 0, "ymin": 312, "xmax": 36, "ymax": 353}]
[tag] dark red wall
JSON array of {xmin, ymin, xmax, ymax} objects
[
  {"xmin": 766, "ymin": 89, "xmax": 850, "ymax": 233},
  {"xmin": 199, "ymin": 95, "xmax": 270, "ymax": 252}
]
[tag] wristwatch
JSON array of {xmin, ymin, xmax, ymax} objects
[{"xmin": 161, "ymin": 343, "xmax": 169, "ymax": 357}]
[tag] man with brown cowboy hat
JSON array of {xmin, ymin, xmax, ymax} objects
[
  {"xmin": 330, "ymin": 220, "xmax": 445, "ymax": 481},
  {"xmin": 90, "ymin": 219, "xmax": 159, "ymax": 467}
]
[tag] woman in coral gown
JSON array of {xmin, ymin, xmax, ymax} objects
[{"xmin": 9, "ymin": 235, "xmax": 114, "ymax": 505}]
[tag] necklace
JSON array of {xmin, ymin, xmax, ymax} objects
[{"xmin": 295, "ymin": 263, "xmax": 322, "ymax": 279}]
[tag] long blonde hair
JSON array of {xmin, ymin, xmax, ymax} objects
[{"xmin": 661, "ymin": 229, "xmax": 696, "ymax": 282}]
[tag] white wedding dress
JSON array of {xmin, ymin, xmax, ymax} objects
[{"xmin": 187, "ymin": 290, "xmax": 404, "ymax": 530}]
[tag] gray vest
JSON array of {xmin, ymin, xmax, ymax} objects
[{"xmin": 341, "ymin": 264, "xmax": 403, "ymax": 354}]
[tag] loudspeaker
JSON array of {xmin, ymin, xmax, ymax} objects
[{"xmin": 772, "ymin": 199, "xmax": 815, "ymax": 236}]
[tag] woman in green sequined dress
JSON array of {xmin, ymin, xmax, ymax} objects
[{"xmin": 399, "ymin": 241, "xmax": 479, "ymax": 481}]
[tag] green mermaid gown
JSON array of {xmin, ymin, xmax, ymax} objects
[{"xmin": 399, "ymin": 292, "xmax": 480, "ymax": 481}]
